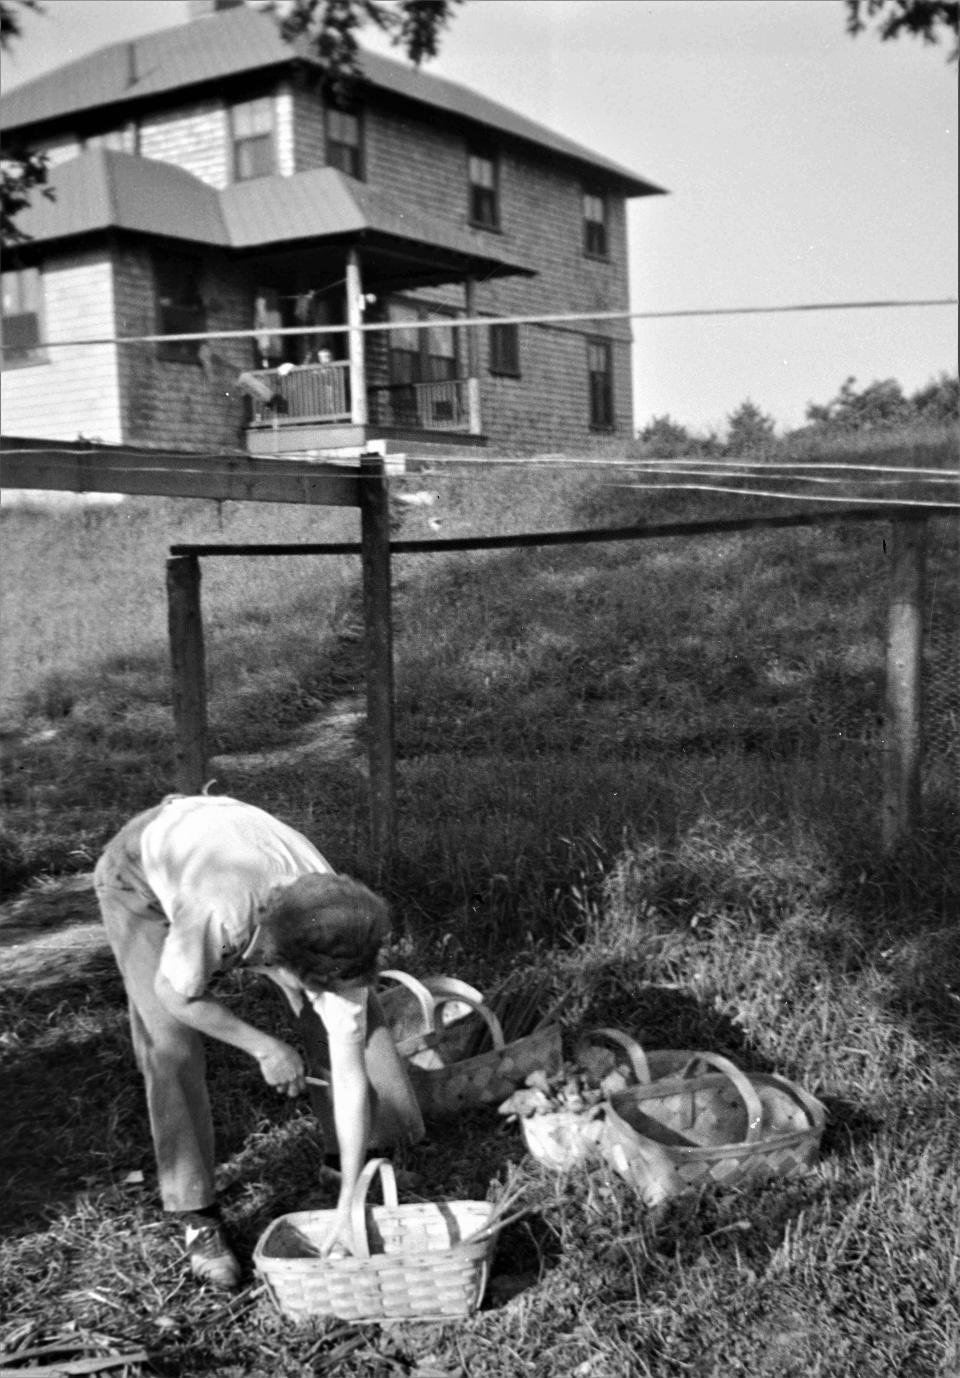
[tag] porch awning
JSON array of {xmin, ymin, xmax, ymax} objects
[{"xmin": 11, "ymin": 149, "xmax": 535, "ymax": 286}]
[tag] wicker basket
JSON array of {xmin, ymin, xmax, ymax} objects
[
  {"xmin": 379, "ymin": 970, "xmax": 562, "ymax": 1119},
  {"xmin": 601, "ymin": 1051, "xmax": 826, "ymax": 1205},
  {"xmin": 254, "ymin": 1158, "xmax": 506, "ymax": 1323}
]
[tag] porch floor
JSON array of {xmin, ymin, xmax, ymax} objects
[{"xmin": 245, "ymin": 421, "xmax": 488, "ymax": 459}]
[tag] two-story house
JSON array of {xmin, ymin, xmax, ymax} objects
[{"xmin": 0, "ymin": 0, "xmax": 665, "ymax": 457}]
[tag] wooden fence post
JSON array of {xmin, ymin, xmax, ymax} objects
[
  {"xmin": 167, "ymin": 554, "xmax": 209, "ymax": 795},
  {"xmin": 881, "ymin": 513, "xmax": 926, "ymax": 853},
  {"xmin": 359, "ymin": 452, "xmax": 397, "ymax": 870}
]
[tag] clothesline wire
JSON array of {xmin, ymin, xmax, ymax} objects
[
  {"xmin": 2, "ymin": 444, "xmax": 956, "ymax": 487},
  {"xmin": 1, "ymin": 295, "xmax": 956, "ymax": 354}
]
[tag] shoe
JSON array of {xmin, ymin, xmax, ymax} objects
[{"xmin": 184, "ymin": 1222, "xmax": 241, "ymax": 1290}]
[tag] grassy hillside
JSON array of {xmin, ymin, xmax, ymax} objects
[{"xmin": 1, "ymin": 450, "xmax": 958, "ymax": 1375}]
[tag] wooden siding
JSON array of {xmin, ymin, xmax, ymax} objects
[
  {"xmin": 139, "ymin": 98, "xmax": 231, "ymax": 189},
  {"xmin": 0, "ymin": 250, "xmax": 122, "ymax": 443}
]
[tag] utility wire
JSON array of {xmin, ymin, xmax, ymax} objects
[
  {"xmin": 608, "ymin": 483, "xmax": 958, "ymax": 508},
  {"xmin": 1, "ymin": 296, "xmax": 956, "ymax": 353}
]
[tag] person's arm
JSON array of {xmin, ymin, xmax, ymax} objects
[
  {"xmin": 154, "ymin": 970, "xmax": 306, "ymax": 1096},
  {"xmin": 321, "ymin": 1034, "xmax": 370, "ymax": 1256}
]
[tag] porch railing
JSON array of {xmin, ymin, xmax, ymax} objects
[
  {"xmin": 245, "ymin": 365, "xmax": 474, "ymax": 433},
  {"xmin": 367, "ymin": 379, "xmax": 471, "ymax": 432},
  {"xmin": 246, "ymin": 361, "xmax": 351, "ymax": 424}
]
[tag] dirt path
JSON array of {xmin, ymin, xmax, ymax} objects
[{"xmin": 0, "ymin": 874, "xmax": 109, "ymax": 988}]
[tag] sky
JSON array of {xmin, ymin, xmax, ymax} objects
[{"xmin": 2, "ymin": 0, "xmax": 957, "ymax": 437}]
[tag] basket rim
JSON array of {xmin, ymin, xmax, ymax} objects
[
  {"xmin": 253, "ymin": 1199, "xmax": 497, "ymax": 1271},
  {"xmin": 406, "ymin": 1020, "xmax": 562, "ymax": 1081},
  {"xmin": 603, "ymin": 1098, "xmax": 824, "ymax": 1164}
]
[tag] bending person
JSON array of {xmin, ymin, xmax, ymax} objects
[{"xmin": 94, "ymin": 792, "xmax": 422, "ymax": 1289}]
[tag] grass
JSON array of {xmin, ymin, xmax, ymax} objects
[{"xmin": 1, "ymin": 441, "xmax": 958, "ymax": 1376}]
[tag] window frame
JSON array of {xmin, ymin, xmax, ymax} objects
[
  {"xmin": 587, "ymin": 336, "xmax": 615, "ymax": 431},
  {"xmin": 154, "ymin": 252, "xmax": 207, "ymax": 364},
  {"xmin": 387, "ymin": 298, "xmax": 460, "ymax": 385},
  {"xmin": 0, "ymin": 264, "xmax": 46, "ymax": 371},
  {"xmin": 582, "ymin": 189, "xmax": 609, "ymax": 259},
  {"xmin": 467, "ymin": 147, "xmax": 500, "ymax": 231},
  {"xmin": 230, "ymin": 95, "xmax": 276, "ymax": 183},
  {"xmin": 488, "ymin": 321, "xmax": 520, "ymax": 378},
  {"xmin": 325, "ymin": 103, "xmax": 364, "ymax": 180}
]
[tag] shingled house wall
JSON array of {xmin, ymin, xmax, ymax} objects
[
  {"xmin": 4, "ymin": 35, "xmax": 639, "ymax": 452},
  {"xmin": 112, "ymin": 245, "xmax": 254, "ymax": 452},
  {"xmin": 362, "ymin": 93, "xmax": 634, "ymax": 449}
]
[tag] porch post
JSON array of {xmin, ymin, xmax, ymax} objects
[
  {"xmin": 346, "ymin": 248, "xmax": 368, "ymax": 426},
  {"xmin": 464, "ymin": 276, "xmax": 482, "ymax": 435}
]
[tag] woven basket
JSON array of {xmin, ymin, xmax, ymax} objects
[
  {"xmin": 601, "ymin": 1051, "xmax": 826, "ymax": 1205},
  {"xmin": 379, "ymin": 970, "xmax": 562, "ymax": 1119},
  {"xmin": 254, "ymin": 1158, "xmax": 505, "ymax": 1323}
]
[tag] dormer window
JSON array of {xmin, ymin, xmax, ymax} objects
[
  {"xmin": 326, "ymin": 105, "xmax": 363, "ymax": 180},
  {"xmin": 468, "ymin": 149, "xmax": 499, "ymax": 230},
  {"xmin": 583, "ymin": 190, "xmax": 608, "ymax": 258},
  {"xmin": 231, "ymin": 96, "xmax": 275, "ymax": 181}
]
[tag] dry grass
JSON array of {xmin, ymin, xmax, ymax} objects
[{"xmin": 1, "ymin": 444, "xmax": 958, "ymax": 1375}]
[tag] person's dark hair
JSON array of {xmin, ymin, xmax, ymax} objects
[{"xmin": 255, "ymin": 873, "xmax": 389, "ymax": 988}]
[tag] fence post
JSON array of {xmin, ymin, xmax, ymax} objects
[
  {"xmin": 167, "ymin": 554, "xmax": 209, "ymax": 794},
  {"xmin": 881, "ymin": 512, "xmax": 926, "ymax": 853},
  {"xmin": 359, "ymin": 452, "xmax": 397, "ymax": 870}
]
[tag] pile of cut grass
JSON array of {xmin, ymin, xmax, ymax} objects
[{"xmin": 1, "ymin": 444, "xmax": 958, "ymax": 1375}]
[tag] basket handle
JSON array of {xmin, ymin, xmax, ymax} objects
[
  {"xmin": 428, "ymin": 986, "xmax": 506, "ymax": 1050},
  {"xmin": 418, "ymin": 974, "xmax": 485, "ymax": 1006},
  {"xmin": 678, "ymin": 1052, "xmax": 764, "ymax": 1144},
  {"xmin": 348, "ymin": 1156, "xmax": 399, "ymax": 1261},
  {"xmin": 379, "ymin": 969, "xmax": 506, "ymax": 1052},
  {"xmin": 584, "ymin": 1027, "xmax": 652, "ymax": 1085},
  {"xmin": 378, "ymin": 969, "xmax": 442, "ymax": 1055}
]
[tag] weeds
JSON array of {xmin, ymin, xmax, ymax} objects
[{"xmin": 1, "ymin": 457, "xmax": 958, "ymax": 1375}]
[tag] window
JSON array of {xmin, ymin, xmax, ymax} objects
[
  {"xmin": 583, "ymin": 190, "xmax": 608, "ymax": 258},
  {"xmin": 0, "ymin": 266, "xmax": 45, "ymax": 369},
  {"xmin": 388, "ymin": 299, "xmax": 458, "ymax": 384},
  {"xmin": 488, "ymin": 322, "xmax": 520, "ymax": 377},
  {"xmin": 83, "ymin": 124, "xmax": 139, "ymax": 155},
  {"xmin": 468, "ymin": 150, "xmax": 499, "ymax": 229},
  {"xmin": 587, "ymin": 338, "xmax": 614, "ymax": 430},
  {"xmin": 154, "ymin": 254, "xmax": 206, "ymax": 363},
  {"xmin": 326, "ymin": 105, "xmax": 363, "ymax": 179},
  {"xmin": 231, "ymin": 96, "xmax": 274, "ymax": 181}
]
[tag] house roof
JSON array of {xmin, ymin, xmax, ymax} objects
[
  {"xmin": 0, "ymin": 4, "xmax": 665, "ymax": 198},
  {"xmin": 10, "ymin": 148, "xmax": 535, "ymax": 283}
]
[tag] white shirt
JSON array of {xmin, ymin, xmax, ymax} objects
[{"xmin": 140, "ymin": 795, "xmax": 365, "ymax": 1042}]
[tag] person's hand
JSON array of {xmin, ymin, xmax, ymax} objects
[{"xmin": 255, "ymin": 1038, "xmax": 306, "ymax": 1097}]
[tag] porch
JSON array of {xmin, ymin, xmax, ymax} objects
[
  {"xmin": 215, "ymin": 165, "xmax": 532, "ymax": 457},
  {"xmin": 243, "ymin": 359, "xmax": 483, "ymax": 455}
]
